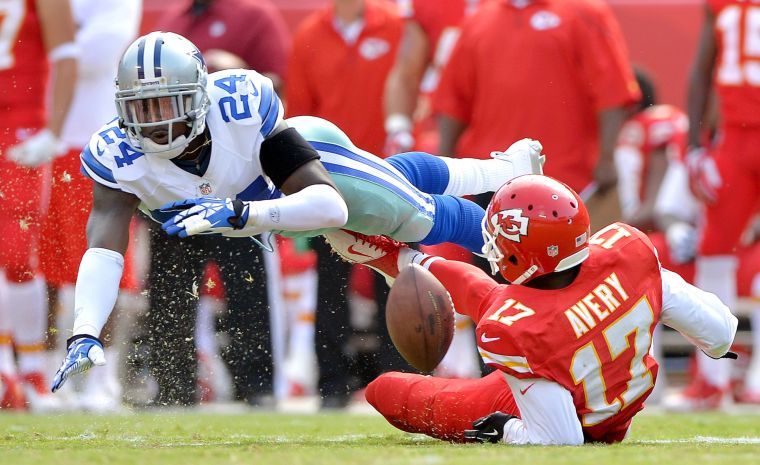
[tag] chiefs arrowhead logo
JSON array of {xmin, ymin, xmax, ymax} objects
[{"xmin": 491, "ymin": 209, "xmax": 529, "ymax": 243}]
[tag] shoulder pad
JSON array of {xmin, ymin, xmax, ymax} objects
[{"xmin": 206, "ymin": 69, "xmax": 283, "ymax": 137}]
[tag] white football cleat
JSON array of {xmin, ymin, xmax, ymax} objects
[
  {"xmin": 324, "ymin": 230, "xmax": 407, "ymax": 284},
  {"xmin": 490, "ymin": 138, "xmax": 545, "ymax": 176}
]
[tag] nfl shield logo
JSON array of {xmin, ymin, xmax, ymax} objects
[
  {"xmin": 547, "ymin": 245, "xmax": 558, "ymax": 257},
  {"xmin": 199, "ymin": 182, "xmax": 212, "ymax": 195}
]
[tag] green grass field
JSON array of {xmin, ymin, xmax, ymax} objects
[{"xmin": 2, "ymin": 412, "xmax": 760, "ymax": 465}]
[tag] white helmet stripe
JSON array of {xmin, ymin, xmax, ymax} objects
[{"xmin": 142, "ymin": 35, "xmax": 157, "ymax": 80}]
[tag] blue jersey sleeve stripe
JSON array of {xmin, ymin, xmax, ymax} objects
[
  {"xmin": 81, "ymin": 145, "xmax": 117, "ymax": 184},
  {"xmin": 258, "ymin": 83, "xmax": 280, "ymax": 137},
  {"xmin": 80, "ymin": 162, "xmax": 123, "ymax": 191}
]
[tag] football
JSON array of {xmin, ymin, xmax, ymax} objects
[{"xmin": 385, "ymin": 263, "xmax": 455, "ymax": 373}]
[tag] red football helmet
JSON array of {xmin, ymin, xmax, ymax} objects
[{"xmin": 482, "ymin": 175, "xmax": 591, "ymax": 284}]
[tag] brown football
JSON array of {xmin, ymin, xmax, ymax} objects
[{"xmin": 386, "ymin": 263, "xmax": 455, "ymax": 373}]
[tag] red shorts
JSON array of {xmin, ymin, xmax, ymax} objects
[
  {"xmin": 0, "ymin": 132, "xmax": 49, "ymax": 282},
  {"xmin": 699, "ymin": 126, "xmax": 760, "ymax": 255},
  {"xmin": 38, "ymin": 149, "xmax": 91, "ymax": 286}
]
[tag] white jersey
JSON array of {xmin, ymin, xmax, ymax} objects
[
  {"xmin": 61, "ymin": 0, "xmax": 141, "ymax": 148},
  {"xmin": 80, "ymin": 69, "xmax": 284, "ymax": 222}
]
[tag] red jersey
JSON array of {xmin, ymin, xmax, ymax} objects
[
  {"xmin": 429, "ymin": 223, "xmax": 662, "ymax": 443},
  {"xmin": 287, "ymin": 0, "xmax": 402, "ymax": 155},
  {"xmin": 708, "ymin": 0, "xmax": 760, "ymax": 126},
  {"xmin": 0, "ymin": 0, "xmax": 48, "ymax": 133},
  {"xmin": 434, "ymin": 0, "xmax": 639, "ymax": 191},
  {"xmin": 617, "ymin": 104, "xmax": 688, "ymax": 202}
]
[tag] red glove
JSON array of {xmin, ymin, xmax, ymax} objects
[{"xmin": 686, "ymin": 147, "xmax": 722, "ymax": 205}]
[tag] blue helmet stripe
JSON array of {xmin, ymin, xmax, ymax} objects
[
  {"xmin": 136, "ymin": 37, "xmax": 146, "ymax": 79},
  {"xmin": 153, "ymin": 37, "xmax": 163, "ymax": 77}
]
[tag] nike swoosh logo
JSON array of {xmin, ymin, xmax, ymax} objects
[
  {"xmin": 520, "ymin": 383, "xmax": 536, "ymax": 395},
  {"xmin": 96, "ymin": 141, "xmax": 105, "ymax": 156},
  {"xmin": 347, "ymin": 244, "xmax": 371, "ymax": 258},
  {"xmin": 480, "ymin": 333, "xmax": 500, "ymax": 343}
]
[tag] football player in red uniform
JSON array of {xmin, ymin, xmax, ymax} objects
[
  {"xmin": 682, "ymin": 0, "xmax": 760, "ymax": 408},
  {"xmin": 0, "ymin": 0, "xmax": 77, "ymax": 411},
  {"xmin": 615, "ymin": 70, "xmax": 689, "ymax": 232},
  {"xmin": 327, "ymin": 175, "xmax": 737, "ymax": 444}
]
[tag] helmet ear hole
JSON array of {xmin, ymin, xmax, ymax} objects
[{"xmin": 508, "ymin": 255, "xmax": 518, "ymax": 265}]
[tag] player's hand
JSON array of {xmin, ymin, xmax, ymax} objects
[
  {"xmin": 384, "ymin": 113, "xmax": 415, "ymax": 156},
  {"xmin": 463, "ymin": 411, "xmax": 517, "ymax": 444},
  {"xmin": 160, "ymin": 197, "xmax": 249, "ymax": 238},
  {"xmin": 7, "ymin": 128, "xmax": 67, "ymax": 167},
  {"xmin": 686, "ymin": 147, "xmax": 722, "ymax": 205},
  {"xmin": 593, "ymin": 157, "xmax": 618, "ymax": 194},
  {"xmin": 384, "ymin": 129, "xmax": 415, "ymax": 156},
  {"xmin": 51, "ymin": 335, "xmax": 106, "ymax": 393},
  {"xmin": 665, "ymin": 222, "xmax": 697, "ymax": 265}
]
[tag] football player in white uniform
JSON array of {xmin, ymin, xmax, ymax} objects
[
  {"xmin": 50, "ymin": 31, "xmax": 347, "ymax": 392},
  {"xmin": 51, "ymin": 32, "xmax": 544, "ymax": 392}
]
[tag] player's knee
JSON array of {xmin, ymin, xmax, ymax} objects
[
  {"xmin": 366, "ymin": 372, "xmax": 413, "ymax": 414},
  {"xmin": 4, "ymin": 264, "xmax": 36, "ymax": 283},
  {"xmin": 387, "ymin": 152, "xmax": 449, "ymax": 194}
]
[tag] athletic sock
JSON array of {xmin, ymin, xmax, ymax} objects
[
  {"xmin": 694, "ymin": 255, "xmax": 737, "ymax": 389},
  {"xmin": 422, "ymin": 195, "xmax": 485, "ymax": 253},
  {"xmin": 439, "ymin": 157, "xmax": 513, "ymax": 196},
  {"xmin": 8, "ymin": 277, "xmax": 48, "ymax": 374}
]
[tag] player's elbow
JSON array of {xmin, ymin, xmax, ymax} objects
[
  {"xmin": 321, "ymin": 185, "xmax": 348, "ymax": 227},
  {"xmin": 704, "ymin": 310, "xmax": 738, "ymax": 359}
]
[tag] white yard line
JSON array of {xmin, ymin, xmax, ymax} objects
[{"xmin": 635, "ymin": 437, "xmax": 760, "ymax": 445}]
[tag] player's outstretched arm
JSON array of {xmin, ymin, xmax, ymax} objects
[
  {"xmin": 162, "ymin": 124, "xmax": 348, "ymax": 238},
  {"xmin": 425, "ymin": 259, "xmax": 500, "ymax": 323},
  {"xmin": 659, "ymin": 268, "xmax": 738, "ymax": 359},
  {"xmin": 52, "ymin": 183, "xmax": 139, "ymax": 392}
]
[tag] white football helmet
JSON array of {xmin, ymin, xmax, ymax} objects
[{"xmin": 115, "ymin": 31, "xmax": 210, "ymax": 159}]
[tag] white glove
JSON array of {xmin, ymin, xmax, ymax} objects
[
  {"xmin": 385, "ymin": 129, "xmax": 415, "ymax": 156},
  {"xmin": 384, "ymin": 113, "xmax": 415, "ymax": 156},
  {"xmin": 7, "ymin": 129, "xmax": 67, "ymax": 167},
  {"xmin": 665, "ymin": 222, "xmax": 697, "ymax": 265}
]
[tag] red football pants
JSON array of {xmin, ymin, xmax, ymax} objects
[
  {"xmin": 0, "ymin": 141, "xmax": 48, "ymax": 283},
  {"xmin": 699, "ymin": 125, "xmax": 760, "ymax": 255},
  {"xmin": 365, "ymin": 371, "xmax": 519, "ymax": 442}
]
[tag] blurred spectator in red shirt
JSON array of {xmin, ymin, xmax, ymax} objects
[
  {"xmin": 383, "ymin": 0, "xmax": 482, "ymax": 156},
  {"xmin": 287, "ymin": 0, "xmax": 402, "ymax": 156},
  {"xmin": 435, "ymin": 0, "xmax": 640, "ymax": 196}
]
